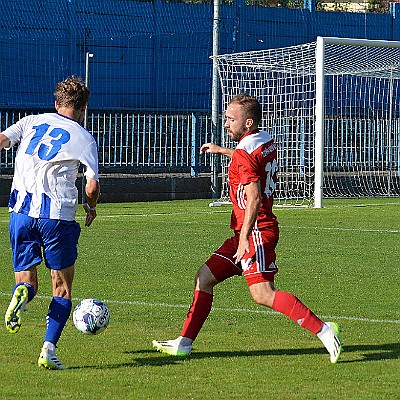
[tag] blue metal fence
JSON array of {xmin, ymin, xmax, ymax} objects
[
  {"xmin": 0, "ymin": 110, "xmax": 214, "ymax": 175},
  {"xmin": 2, "ymin": 1, "xmax": 400, "ymax": 179}
]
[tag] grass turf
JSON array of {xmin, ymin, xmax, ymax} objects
[{"xmin": 0, "ymin": 198, "xmax": 399, "ymax": 399}]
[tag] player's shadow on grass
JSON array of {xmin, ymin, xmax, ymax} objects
[
  {"xmin": 339, "ymin": 342, "xmax": 400, "ymax": 364},
  {"xmin": 128, "ymin": 342, "xmax": 400, "ymax": 367},
  {"xmin": 68, "ymin": 342, "xmax": 399, "ymax": 369}
]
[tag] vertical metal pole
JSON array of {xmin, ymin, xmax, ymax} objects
[
  {"xmin": 84, "ymin": 52, "xmax": 94, "ymax": 129},
  {"xmin": 314, "ymin": 37, "xmax": 325, "ymax": 208},
  {"xmin": 83, "ymin": 52, "xmax": 93, "ymax": 204},
  {"xmin": 387, "ymin": 68, "xmax": 394, "ymax": 196},
  {"xmin": 191, "ymin": 113, "xmax": 198, "ymax": 177},
  {"xmin": 211, "ymin": 0, "xmax": 220, "ymax": 198}
]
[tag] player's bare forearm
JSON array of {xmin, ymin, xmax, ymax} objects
[
  {"xmin": 200, "ymin": 142, "xmax": 234, "ymax": 158},
  {"xmin": 234, "ymin": 181, "xmax": 261, "ymax": 262},
  {"xmin": 240, "ymin": 195, "xmax": 260, "ymax": 240},
  {"xmin": 0, "ymin": 133, "xmax": 11, "ymax": 150},
  {"xmin": 85, "ymin": 178, "xmax": 100, "ymax": 207},
  {"xmin": 84, "ymin": 178, "xmax": 100, "ymax": 227}
]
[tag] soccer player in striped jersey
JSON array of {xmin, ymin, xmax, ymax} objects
[
  {"xmin": 0, "ymin": 76, "xmax": 100, "ymax": 370},
  {"xmin": 153, "ymin": 93, "xmax": 342, "ymax": 363}
]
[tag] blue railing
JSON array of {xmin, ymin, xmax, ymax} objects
[{"xmin": 0, "ymin": 110, "xmax": 214, "ymax": 176}]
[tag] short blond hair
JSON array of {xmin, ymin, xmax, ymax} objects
[{"xmin": 54, "ymin": 76, "xmax": 90, "ymax": 110}]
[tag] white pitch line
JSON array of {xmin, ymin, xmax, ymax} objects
[
  {"xmin": 0, "ymin": 292, "xmax": 398, "ymax": 325},
  {"xmin": 0, "ymin": 215, "xmax": 399, "ymax": 234},
  {"xmin": 0, "ymin": 209, "xmax": 231, "ymax": 224},
  {"xmin": 1, "ymin": 204, "xmax": 400, "ymax": 234},
  {"xmin": 281, "ymin": 225, "xmax": 400, "ymax": 234},
  {"xmin": 95, "ymin": 210, "xmax": 231, "ymax": 219},
  {"xmin": 100, "ymin": 215, "xmax": 400, "ymax": 234},
  {"xmin": 84, "ymin": 210, "xmax": 400, "ymax": 234},
  {"xmin": 84, "ymin": 212, "xmax": 400, "ymax": 233},
  {"xmin": 328, "ymin": 201, "xmax": 400, "ymax": 208}
]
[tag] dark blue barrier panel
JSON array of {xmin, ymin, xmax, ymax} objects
[{"xmin": 1, "ymin": 0, "xmax": 400, "ymax": 111}]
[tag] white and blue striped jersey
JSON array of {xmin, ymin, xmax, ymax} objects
[{"xmin": 3, "ymin": 113, "xmax": 99, "ymax": 221}]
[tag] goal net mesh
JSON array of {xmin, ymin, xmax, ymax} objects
[{"xmin": 213, "ymin": 39, "xmax": 400, "ymax": 206}]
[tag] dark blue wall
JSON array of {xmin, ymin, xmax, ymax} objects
[{"xmin": 1, "ymin": 0, "xmax": 400, "ymax": 111}]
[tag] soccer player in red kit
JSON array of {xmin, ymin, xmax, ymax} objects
[{"xmin": 153, "ymin": 94, "xmax": 342, "ymax": 363}]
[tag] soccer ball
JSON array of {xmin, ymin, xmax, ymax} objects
[{"xmin": 73, "ymin": 298, "xmax": 110, "ymax": 335}]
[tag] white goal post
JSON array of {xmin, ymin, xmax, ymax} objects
[{"xmin": 212, "ymin": 36, "xmax": 400, "ymax": 208}]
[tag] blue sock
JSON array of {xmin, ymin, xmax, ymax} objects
[
  {"xmin": 12, "ymin": 282, "xmax": 35, "ymax": 303},
  {"xmin": 44, "ymin": 296, "xmax": 72, "ymax": 346}
]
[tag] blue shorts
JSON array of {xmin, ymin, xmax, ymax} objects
[{"xmin": 9, "ymin": 212, "xmax": 81, "ymax": 272}]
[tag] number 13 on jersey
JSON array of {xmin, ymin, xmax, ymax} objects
[{"xmin": 25, "ymin": 123, "xmax": 71, "ymax": 161}]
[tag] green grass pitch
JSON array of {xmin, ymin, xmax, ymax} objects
[{"xmin": 0, "ymin": 198, "xmax": 399, "ymax": 399}]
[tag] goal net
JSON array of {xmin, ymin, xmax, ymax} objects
[{"xmin": 212, "ymin": 37, "xmax": 400, "ymax": 207}]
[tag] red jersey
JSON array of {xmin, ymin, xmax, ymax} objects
[{"xmin": 228, "ymin": 129, "xmax": 278, "ymax": 231}]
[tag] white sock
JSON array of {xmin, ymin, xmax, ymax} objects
[
  {"xmin": 316, "ymin": 323, "xmax": 331, "ymax": 348},
  {"xmin": 43, "ymin": 341, "xmax": 56, "ymax": 353}
]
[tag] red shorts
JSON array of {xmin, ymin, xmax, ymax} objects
[{"xmin": 205, "ymin": 226, "xmax": 279, "ymax": 286}]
